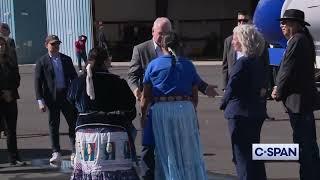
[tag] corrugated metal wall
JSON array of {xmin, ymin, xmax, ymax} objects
[
  {"xmin": 46, "ymin": 0, "xmax": 93, "ymax": 63},
  {"xmin": 0, "ymin": 0, "xmax": 15, "ymax": 39},
  {"xmin": 14, "ymin": 0, "xmax": 47, "ymax": 64}
]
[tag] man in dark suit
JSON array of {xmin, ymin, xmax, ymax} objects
[
  {"xmin": 222, "ymin": 11, "xmax": 274, "ymax": 120},
  {"xmin": 272, "ymin": 9, "xmax": 320, "ymax": 180},
  {"xmin": 128, "ymin": 17, "xmax": 218, "ymax": 180},
  {"xmin": 34, "ymin": 35, "xmax": 77, "ymax": 164},
  {"xmin": 97, "ymin": 23, "xmax": 111, "ymax": 58},
  {"xmin": 222, "ymin": 11, "xmax": 251, "ymax": 90}
]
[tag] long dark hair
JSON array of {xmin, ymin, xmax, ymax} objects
[
  {"xmin": 160, "ymin": 32, "xmax": 180, "ymax": 66},
  {"xmin": 87, "ymin": 47, "xmax": 109, "ymax": 72},
  {"xmin": 303, "ymin": 27, "xmax": 316, "ymax": 63}
]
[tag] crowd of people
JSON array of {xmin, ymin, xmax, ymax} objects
[{"xmin": 1, "ymin": 8, "xmax": 320, "ymax": 180}]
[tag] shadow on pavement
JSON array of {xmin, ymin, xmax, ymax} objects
[
  {"xmin": 0, "ymin": 149, "xmax": 72, "ymax": 180},
  {"xmin": 207, "ymin": 171, "xmax": 237, "ymax": 180},
  {"xmin": 6, "ymin": 173, "xmax": 70, "ymax": 180},
  {"xmin": 9, "ymin": 176, "xmax": 70, "ymax": 180},
  {"xmin": 269, "ymin": 179, "xmax": 299, "ymax": 180},
  {"xmin": 207, "ymin": 172, "xmax": 298, "ymax": 180},
  {"xmin": 0, "ymin": 165, "xmax": 71, "ymax": 180},
  {"xmin": 0, "ymin": 149, "xmax": 71, "ymax": 164},
  {"xmin": 0, "ymin": 168, "xmax": 60, "ymax": 174}
]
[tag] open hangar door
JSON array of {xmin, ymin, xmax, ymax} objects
[{"xmin": 93, "ymin": 0, "xmax": 255, "ymax": 61}]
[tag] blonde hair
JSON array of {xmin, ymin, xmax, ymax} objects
[{"xmin": 233, "ymin": 24, "xmax": 265, "ymax": 57}]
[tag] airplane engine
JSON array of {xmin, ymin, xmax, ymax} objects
[{"xmin": 253, "ymin": 0, "xmax": 287, "ymax": 48}]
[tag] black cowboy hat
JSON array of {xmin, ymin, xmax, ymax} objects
[{"xmin": 278, "ymin": 9, "xmax": 310, "ymax": 26}]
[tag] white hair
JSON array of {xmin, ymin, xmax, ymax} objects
[
  {"xmin": 153, "ymin": 17, "xmax": 172, "ymax": 31},
  {"xmin": 233, "ymin": 24, "xmax": 265, "ymax": 57}
]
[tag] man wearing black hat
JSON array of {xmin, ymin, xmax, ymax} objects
[
  {"xmin": 34, "ymin": 35, "xmax": 77, "ymax": 165},
  {"xmin": 272, "ymin": 9, "xmax": 320, "ymax": 179}
]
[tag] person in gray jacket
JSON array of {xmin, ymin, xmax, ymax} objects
[{"xmin": 128, "ymin": 17, "xmax": 218, "ymax": 180}]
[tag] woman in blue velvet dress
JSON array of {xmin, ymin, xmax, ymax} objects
[{"xmin": 140, "ymin": 32, "xmax": 208, "ymax": 180}]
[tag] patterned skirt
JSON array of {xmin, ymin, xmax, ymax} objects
[
  {"xmin": 151, "ymin": 101, "xmax": 208, "ymax": 180},
  {"xmin": 71, "ymin": 124, "xmax": 139, "ymax": 180}
]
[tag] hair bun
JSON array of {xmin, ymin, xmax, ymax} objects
[{"xmin": 161, "ymin": 32, "xmax": 179, "ymax": 49}]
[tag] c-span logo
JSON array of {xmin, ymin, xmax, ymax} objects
[{"xmin": 252, "ymin": 144, "xmax": 299, "ymax": 160}]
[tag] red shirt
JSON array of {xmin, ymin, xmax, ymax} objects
[{"xmin": 75, "ymin": 40, "xmax": 86, "ymax": 53}]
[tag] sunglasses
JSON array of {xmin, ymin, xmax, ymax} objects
[
  {"xmin": 280, "ymin": 20, "xmax": 288, "ymax": 25},
  {"xmin": 238, "ymin": 19, "xmax": 249, "ymax": 23},
  {"xmin": 50, "ymin": 42, "xmax": 60, "ymax": 46}
]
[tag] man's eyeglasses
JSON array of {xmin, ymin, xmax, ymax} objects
[
  {"xmin": 280, "ymin": 20, "xmax": 288, "ymax": 25},
  {"xmin": 238, "ymin": 19, "xmax": 249, "ymax": 23}
]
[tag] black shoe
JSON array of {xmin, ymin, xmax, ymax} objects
[{"xmin": 10, "ymin": 160, "xmax": 27, "ymax": 167}]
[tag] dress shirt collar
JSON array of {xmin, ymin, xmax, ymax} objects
[
  {"xmin": 236, "ymin": 51, "xmax": 244, "ymax": 60},
  {"xmin": 153, "ymin": 40, "xmax": 163, "ymax": 57},
  {"xmin": 49, "ymin": 52, "xmax": 60, "ymax": 59},
  {"xmin": 153, "ymin": 40, "xmax": 159, "ymax": 50},
  {"xmin": 287, "ymin": 36, "xmax": 294, "ymax": 46}
]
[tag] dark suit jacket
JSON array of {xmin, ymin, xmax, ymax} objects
[
  {"xmin": 222, "ymin": 35, "xmax": 270, "ymax": 90},
  {"xmin": 276, "ymin": 32, "xmax": 318, "ymax": 113},
  {"xmin": 34, "ymin": 53, "xmax": 77, "ymax": 106},
  {"xmin": 0, "ymin": 38, "xmax": 20, "ymax": 99},
  {"xmin": 7, "ymin": 38, "xmax": 17, "ymax": 65},
  {"xmin": 128, "ymin": 39, "xmax": 208, "ymax": 94},
  {"xmin": 0, "ymin": 56, "xmax": 20, "ymax": 99},
  {"xmin": 220, "ymin": 56, "xmax": 266, "ymax": 119},
  {"xmin": 97, "ymin": 30, "xmax": 108, "ymax": 49},
  {"xmin": 222, "ymin": 36, "xmax": 236, "ymax": 90}
]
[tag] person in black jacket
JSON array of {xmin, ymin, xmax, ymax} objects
[
  {"xmin": 97, "ymin": 24, "xmax": 111, "ymax": 58},
  {"xmin": 0, "ymin": 23, "xmax": 18, "ymax": 138},
  {"xmin": 34, "ymin": 35, "xmax": 78, "ymax": 165},
  {"xmin": 67, "ymin": 47, "xmax": 136, "ymax": 127},
  {"xmin": 272, "ymin": 9, "xmax": 320, "ymax": 180},
  {"xmin": 68, "ymin": 47, "xmax": 138, "ymax": 180},
  {"xmin": 0, "ymin": 36, "xmax": 25, "ymax": 166}
]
